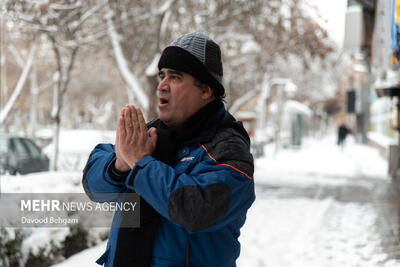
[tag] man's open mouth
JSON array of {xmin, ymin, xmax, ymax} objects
[{"xmin": 159, "ymin": 97, "xmax": 169, "ymax": 107}]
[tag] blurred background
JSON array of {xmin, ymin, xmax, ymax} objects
[{"xmin": 1, "ymin": 0, "xmax": 400, "ymax": 266}]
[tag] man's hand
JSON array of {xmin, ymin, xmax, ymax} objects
[
  {"xmin": 114, "ymin": 109, "xmax": 130, "ymax": 172},
  {"xmin": 115, "ymin": 105, "xmax": 158, "ymax": 170}
]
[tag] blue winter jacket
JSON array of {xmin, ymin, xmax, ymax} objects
[{"xmin": 82, "ymin": 112, "xmax": 255, "ymax": 267}]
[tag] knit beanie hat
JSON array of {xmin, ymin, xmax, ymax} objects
[{"xmin": 158, "ymin": 32, "xmax": 225, "ymax": 97}]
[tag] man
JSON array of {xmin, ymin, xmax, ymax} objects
[{"xmin": 83, "ymin": 32, "xmax": 255, "ymax": 267}]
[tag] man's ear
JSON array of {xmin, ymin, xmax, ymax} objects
[{"xmin": 201, "ymin": 86, "xmax": 213, "ymax": 100}]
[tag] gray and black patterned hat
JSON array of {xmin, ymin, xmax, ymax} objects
[{"xmin": 158, "ymin": 32, "xmax": 225, "ymax": 97}]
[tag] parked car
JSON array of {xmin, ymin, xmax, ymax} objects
[{"xmin": 0, "ymin": 135, "xmax": 49, "ymax": 175}]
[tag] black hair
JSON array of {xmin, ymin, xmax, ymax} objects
[{"xmin": 193, "ymin": 79, "xmax": 225, "ymax": 102}]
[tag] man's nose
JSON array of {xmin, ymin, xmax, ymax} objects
[{"xmin": 157, "ymin": 77, "xmax": 169, "ymax": 92}]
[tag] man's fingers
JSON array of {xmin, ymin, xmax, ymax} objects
[
  {"xmin": 118, "ymin": 113, "xmax": 126, "ymax": 137},
  {"xmin": 136, "ymin": 107, "xmax": 146, "ymax": 133},
  {"xmin": 148, "ymin": 127, "xmax": 157, "ymax": 137},
  {"xmin": 129, "ymin": 105, "xmax": 139, "ymax": 133},
  {"xmin": 124, "ymin": 107, "xmax": 133, "ymax": 134},
  {"xmin": 148, "ymin": 127, "xmax": 158, "ymax": 147}
]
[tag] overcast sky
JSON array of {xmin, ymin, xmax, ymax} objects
[{"xmin": 310, "ymin": 0, "xmax": 348, "ymax": 48}]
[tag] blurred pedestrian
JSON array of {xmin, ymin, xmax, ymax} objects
[{"xmin": 337, "ymin": 123, "xmax": 350, "ymax": 150}]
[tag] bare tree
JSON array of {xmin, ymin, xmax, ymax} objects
[
  {"xmin": 7, "ymin": 41, "xmax": 56, "ymax": 136},
  {"xmin": 7, "ymin": 0, "xmax": 107, "ymax": 170}
]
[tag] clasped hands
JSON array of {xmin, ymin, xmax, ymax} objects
[{"xmin": 114, "ymin": 105, "xmax": 157, "ymax": 172}]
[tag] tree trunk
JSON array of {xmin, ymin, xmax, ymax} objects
[
  {"xmin": 49, "ymin": 35, "xmax": 78, "ymax": 171},
  {"xmin": 0, "ymin": 4, "xmax": 8, "ymax": 107},
  {"xmin": 51, "ymin": 110, "xmax": 61, "ymax": 171},
  {"xmin": 29, "ymin": 65, "xmax": 38, "ymax": 138},
  {"xmin": 147, "ymin": 75, "xmax": 159, "ymax": 121},
  {"xmin": 50, "ymin": 68, "xmax": 60, "ymax": 171}
]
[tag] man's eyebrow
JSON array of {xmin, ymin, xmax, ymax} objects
[{"xmin": 167, "ymin": 70, "xmax": 183, "ymax": 76}]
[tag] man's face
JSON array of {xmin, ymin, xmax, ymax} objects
[{"xmin": 157, "ymin": 68, "xmax": 210, "ymax": 128}]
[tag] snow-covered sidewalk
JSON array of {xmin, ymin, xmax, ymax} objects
[
  {"xmin": 255, "ymin": 134, "xmax": 388, "ymax": 185},
  {"xmin": 237, "ymin": 135, "xmax": 399, "ymax": 267}
]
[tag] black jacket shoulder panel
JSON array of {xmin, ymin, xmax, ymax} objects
[{"xmin": 203, "ymin": 128, "xmax": 254, "ymax": 178}]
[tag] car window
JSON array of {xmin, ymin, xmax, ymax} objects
[
  {"xmin": 0, "ymin": 138, "xmax": 7, "ymax": 155},
  {"xmin": 11, "ymin": 138, "xmax": 30, "ymax": 157},
  {"xmin": 23, "ymin": 138, "xmax": 41, "ymax": 157}
]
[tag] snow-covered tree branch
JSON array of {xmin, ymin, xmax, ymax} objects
[
  {"xmin": 106, "ymin": 12, "xmax": 149, "ymax": 112},
  {"xmin": 0, "ymin": 42, "xmax": 36, "ymax": 125}
]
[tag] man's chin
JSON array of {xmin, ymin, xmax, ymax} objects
[{"xmin": 159, "ymin": 114, "xmax": 170, "ymax": 125}]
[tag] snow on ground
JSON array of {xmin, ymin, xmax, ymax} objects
[
  {"xmin": 1, "ymin": 171, "xmax": 83, "ymax": 193},
  {"xmin": 255, "ymin": 134, "xmax": 388, "ymax": 186},
  {"xmin": 51, "ymin": 241, "xmax": 107, "ymax": 267},
  {"xmin": 39, "ymin": 129, "xmax": 115, "ymax": 155},
  {"xmin": 0, "ymin": 171, "xmax": 88, "ymax": 264},
  {"xmin": 21, "ymin": 228, "xmax": 71, "ymax": 263},
  {"xmin": 42, "ymin": 129, "xmax": 115, "ymax": 171},
  {"xmin": 237, "ymin": 197, "xmax": 400, "ymax": 267},
  {"xmin": 237, "ymin": 134, "xmax": 398, "ymax": 267}
]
